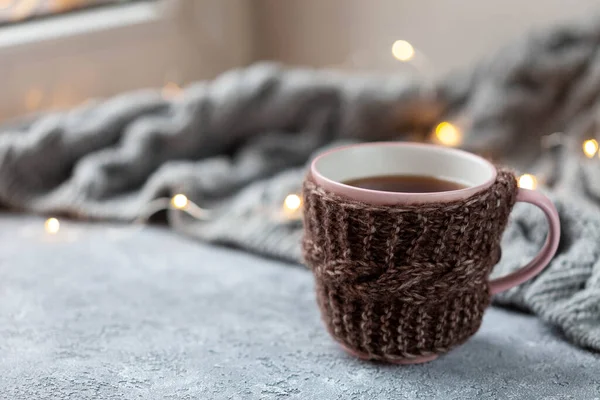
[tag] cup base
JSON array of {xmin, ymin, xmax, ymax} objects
[{"xmin": 340, "ymin": 344, "xmax": 439, "ymax": 365}]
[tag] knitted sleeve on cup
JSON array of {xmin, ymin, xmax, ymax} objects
[{"xmin": 302, "ymin": 169, "xmax": 518, "ymax": 361}]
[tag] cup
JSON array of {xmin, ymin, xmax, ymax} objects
[{"xmin": 302, "ymin": 142, "xmax": 560, "ymax": 364}]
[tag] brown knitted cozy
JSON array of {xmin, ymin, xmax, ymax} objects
[{"xmin": 302, "ymin": 169, "xmax": 519, "ymax": 362}]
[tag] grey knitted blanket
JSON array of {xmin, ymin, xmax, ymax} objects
[{"xmin": 2, "ymin": 19, "xmax": 600, "ymax": 352}]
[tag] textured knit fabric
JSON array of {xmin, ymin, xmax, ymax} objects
[
  {"xmin": 302, "ymin": 171, "xmax": 518, "ymax": 360},
  {"xmin": 2, "ymin": 17, "xmax": 600, "ymax": 351}
]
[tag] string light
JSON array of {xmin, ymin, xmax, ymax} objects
[
  {"xmin": 44, "ymin": 217, "xmax": 60, "ymax": 234},
  {"xmin": 583, "ymin": 139, "xmax": 598, "ymax": 158},
  {"xmin": 171, "ymin": 194, "xmax": 189, "ymax": 210},
  {"xmin": 38, "ymin": 190, "xmax": 305, "ymax": 236},
  {"xmin": 391, "ymin": 40, "xmax": 415, "ymax": 62},
  {"xmin": 518, "ymin": 174, "xmax": 537, "ymax": 190},
  {"xmin": 434, "ymin": 122, "xmax": 462, "ymax": 147},
  {"xmin": 283, "ymin": 194, "xmax": 302, "ymax": 212}
]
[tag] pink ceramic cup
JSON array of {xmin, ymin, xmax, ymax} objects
[{"xmin": 310, "ymin": 142, "xmax": 561, "ymax": 363}]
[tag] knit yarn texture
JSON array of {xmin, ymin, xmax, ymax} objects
[{"xmin": 302, "ymin": 170, "xmax": 518, "ymax": 360}]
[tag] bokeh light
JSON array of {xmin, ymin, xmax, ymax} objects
[
  {"xmin": 518, "ymin": 174, "xmax": 537, "ymax": 190},
  {"xmin": 391, "ymin": 40, "xmax": 415, "ymax": 62},
  {"xmin": 583, "ymin": 139, "xmax": 598, "ymax": 158},
  {"xmin": 434, "ymin": 121, "xmax": 462, "ymax": 147},
  {"xmin": 44, "ymin": 217, "xmax": 60, "ymax": 234},
  {"xmin": 283, "ymin": 194, "xmax": 302, "ymax": 212},
  {"xmin": 171, "ymin": 194, "xmax": 189, "ymax": 210}
]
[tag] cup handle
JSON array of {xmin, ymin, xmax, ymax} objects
[{"xmin": 489, "ymin": 188, "xmax": 561, "ymax": 295}]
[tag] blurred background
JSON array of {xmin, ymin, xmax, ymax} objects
[{"xmin": 0, "ymin": 0, "xmax": 596, "ymax": 120}]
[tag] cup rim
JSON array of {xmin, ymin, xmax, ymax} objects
[{"xmin": 310, "ymin": 142, "xmax": 497, "ymax": 205}]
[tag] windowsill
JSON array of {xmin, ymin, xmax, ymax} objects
[
  {"xmin": 0, "ymin": 2, "xmax": 161, "ymax": 50},
  {"xmin": 0, "ymin": 0, "xmax": 250, "ymax": 120}
]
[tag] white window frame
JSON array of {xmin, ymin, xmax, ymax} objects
[{"xmin": 0, "ymin": 0, "xmax": 254, "ymax": 120}]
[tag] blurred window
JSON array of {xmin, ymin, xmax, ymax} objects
[
  {"xmin": 0, "ymin": 0, "xmax": 148, "ymax": 25},
  {"xmin": 0, "ymin": 0, "xmax": 249, "ymax": 121}
]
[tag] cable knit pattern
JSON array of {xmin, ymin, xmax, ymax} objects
[{"xmin": 302, "ymin": 170, "xmax": 518, "ymax": 360}]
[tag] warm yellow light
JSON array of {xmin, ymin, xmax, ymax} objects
[
  {"xmin": 583, "ymin": 139, "xmax": 598, "ymax": 158},
  {"xmin": 284, "ymin": 194, "xmax": 302, "ymax": 212},
  {"xmin": 44, "ymin": 218, "xmax": 60, "ymax": 234},
  {"xmin": 162, "ymin": 82, "xmax": 182, "ymax": 99},
  {"xmin": 434, "ymin": 121, "xmax": 462, "ymax": 147},
  {"xmin": 171, "ymin": 194, "xmax": 189, "ymax": 210},
  {"xmin": 391, "ymin": 40, "xmax": 415, "ymax": 62},
  {"xmin": 518, "ymin": 174, "xmax": 537, "ymax": 190}
]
